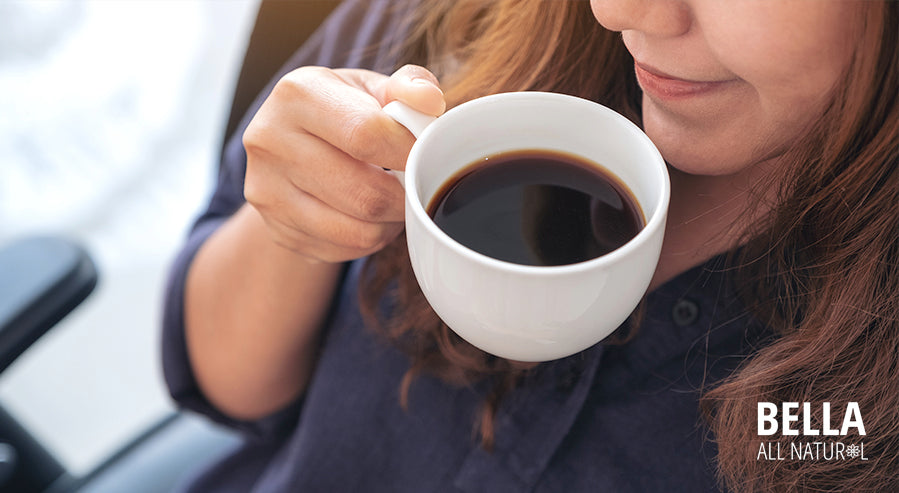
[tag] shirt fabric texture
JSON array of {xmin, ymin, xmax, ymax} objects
[{"xmin": 161, "ymin": 1, "xmax": 769, "ymax": 491}]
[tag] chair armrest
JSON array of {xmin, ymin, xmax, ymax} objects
[
  {"xmin": 64, "ymin": 412, "xmax": 241, "ymax": 493},
  {"xmin": 0, "ymin": 236, "xmax": 98, "ymax": 373}
]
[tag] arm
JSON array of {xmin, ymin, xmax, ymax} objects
[
  {"xmin": 182, "ymin": 66, "xmax": 445, "ymax": 421},
  {"xmin": 184, "ymin": 204, "xmax": 342, "ymax": 420}
]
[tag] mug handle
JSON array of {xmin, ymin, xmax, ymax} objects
[{"xmin": 382, "ymin": 101, "xmax": 438, "ymax": 188}]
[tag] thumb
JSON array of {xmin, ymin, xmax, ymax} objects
[{"xmin": 383, "ymin": 64, "xmax": 446, "ymax": 117}]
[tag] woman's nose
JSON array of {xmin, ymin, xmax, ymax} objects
[{"xmin": 590, "ymin": 0, "xmax": 691, "ymax": 37}]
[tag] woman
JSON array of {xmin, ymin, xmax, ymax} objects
[{"xmin": 163, "ymin": 0, "xmax": 898, "ymax": 491}]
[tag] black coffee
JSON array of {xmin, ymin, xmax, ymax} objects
[{"xmin": 427, "ymin": 149, "xmax": 644, "ymax": 266}]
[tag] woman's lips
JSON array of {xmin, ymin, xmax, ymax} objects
[{"xmin": 634, "ymin": 62, "xmax": 733, "ymax": 99}]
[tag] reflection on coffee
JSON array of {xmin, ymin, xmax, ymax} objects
[{"xmin": 427, "ymin": 149, "xmax": 644, "ymax": 266}]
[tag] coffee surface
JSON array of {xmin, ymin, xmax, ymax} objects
[{"xmin": 428, "ymin": 150, "xmax": 643, "ymax": 266}]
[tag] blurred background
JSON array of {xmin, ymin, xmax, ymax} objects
[{"xmin": 0, "ymin": 0, "xmax": 259, "ymax": 475}]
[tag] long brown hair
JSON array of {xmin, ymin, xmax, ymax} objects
[
  {"xmin": 702, "ymin": 2, "xmax": 899, "ymax": 491},
  {"xmin": 359, "ymin": 1, "xmax": 899, "ymax": 491}
]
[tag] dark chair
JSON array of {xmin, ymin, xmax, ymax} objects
[
  {"xmin": 0, "ymin": 237, "xmax": 97, "ymax": 491},
  {"xmin": 0, "ymin": 1, "xmax": 340, "ymax": 491}
]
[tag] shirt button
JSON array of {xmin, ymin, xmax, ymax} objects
[{"xmin": 672, "ymin": 298, "xmax": 700, "ymax": 327}]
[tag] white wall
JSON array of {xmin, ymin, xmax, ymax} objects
[{"xmin": 0, "ymin": 0, "xmax": 259, "ymax": 474}]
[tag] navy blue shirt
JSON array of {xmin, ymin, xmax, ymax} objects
[{"xmin": 162, "ymin": 1, "xmax": 768, "ymax": 491}]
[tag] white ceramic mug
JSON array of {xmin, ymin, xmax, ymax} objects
[{"xmin": 383, "ymin": 92, "xmax": 668, "ymax": 362}]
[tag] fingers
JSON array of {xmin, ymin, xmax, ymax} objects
[
  {"xmin": 292, "ymin": 133, "xmax": 405, "ymax": 223},
  {"xmin": 338, "ymin": 64, "xmax": 445, "ymax": 116},
  {"xmin": 276, "ymin": 67, "xmax": 416, "ymax": 172},
  {"xmin": 246, "ymin": 127, "xmax": 405, "ymax": 223},
  {"xmin": 241, "ymin": 64, "xmax": 444, "ymax": 263},
  {"xmin": 268, "ymin": 65, "xmax": 446, "ymax": 171},
  {"xmin": 246, "ymin": 167, "xmax": 404, "ymax": 263},
  {"xmin": 385, "ymin": 64, "xmax": 446, "ymax": 116}
]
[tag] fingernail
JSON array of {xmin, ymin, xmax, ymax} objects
[{"xmin": 411, "ymin": 77, "xmax": 440, "ymax": 90}]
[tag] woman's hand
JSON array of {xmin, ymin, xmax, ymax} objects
[
  {"xmin": 183, "ymin": 65, "xmax": 444, "ymax": 420},
  {"xmin": 242, "ymin": 64, "xmax": 446, "ymax": 263}
]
